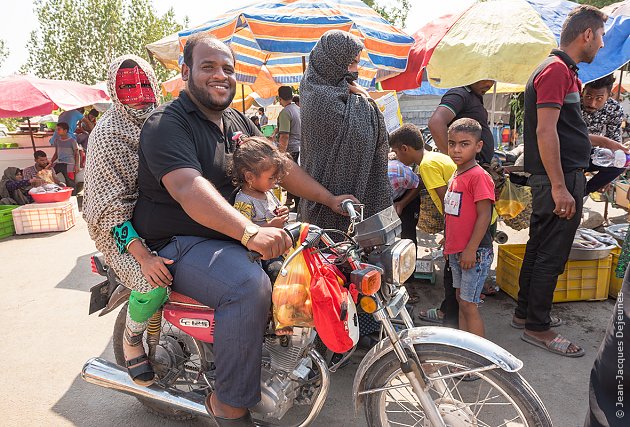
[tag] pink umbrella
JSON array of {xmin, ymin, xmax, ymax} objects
[
  {"xmin": 0, "ymin": 75, "xmax": 110, "ymax": 151},
  {"xmin": 0, "ymin": 75, "xmax": 110, "ymax": 118}
]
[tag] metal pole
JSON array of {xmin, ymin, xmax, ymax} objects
[
  {"xmin": 241, "ymin": 84, "xmax": 246, "ymax": 114},
  {"xmin": 616, "ymin": 68, "xmax": 624, "ymax": 101},
  {"xmin": 490, "ymin": 84, "xmax": 497, "ymax": 127},
  {"xmin": 27, "ymin": 117, "xmax": 36, "ymax": 152},
  {"xmin": 302, "ymin": 56, "xmax": 306, "ymax": 73}
]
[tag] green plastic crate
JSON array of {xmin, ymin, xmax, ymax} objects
[{"xmin": 0, "ymin": 205, "xmax": 19, "ymax": 239}]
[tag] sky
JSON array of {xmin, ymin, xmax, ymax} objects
[{"xmin": 0, "ymin": 0, "xmax": 476, "ymax": 77}]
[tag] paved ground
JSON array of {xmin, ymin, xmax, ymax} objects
[{"xmin": 0, "ymin": 198, "xmax": 623, "ymax": 426}]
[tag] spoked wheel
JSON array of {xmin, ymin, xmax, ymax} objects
[
  {"xmin": 363, "ymin": 344, "xmax": 552, "ymax": 427},
  {"xmin": 113, "ymin": 303, "xmax": 212, "ymax": 420}
]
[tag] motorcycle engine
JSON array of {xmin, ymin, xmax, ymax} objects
[{"xmin": 251, "ymin": 328, "xmax": 317, "ymax": 420}]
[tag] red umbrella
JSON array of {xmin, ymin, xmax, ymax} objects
[
  {"xmin": 381, "ymin": 10, "xmax": 469, "ymax": 91},
  {"xmin": 0, "ymin": 75, "xmax": 110, "ymax": 151}
]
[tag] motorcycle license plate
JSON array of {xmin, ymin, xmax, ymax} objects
[
  {"xmin": 88, "ymin": 280, "xmax": 110, "ymax": 315},
  {"xmin": 415, "ymin": 259, "xmax": 433, "ymax": 273},
  {"xmin": 386, "ymin": 288, "xmax": 409, "ymax": 318}
]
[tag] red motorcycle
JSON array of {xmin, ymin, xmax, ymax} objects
[{"xmin": 82, "ymin": 201, "xmax": 551, "ymax": 426}]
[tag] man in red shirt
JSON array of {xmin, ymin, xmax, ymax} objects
[{"xmin": 514, "ymin": 5, "xmax": 607, "ymax": 357}]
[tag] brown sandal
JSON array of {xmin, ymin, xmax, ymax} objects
[
  {"xmin": 521, "ymin": 333, "xmax": 585, "ymax": 358},
  {"xmin": 204, "ymin": 393, "xmax": 255, "ymax": 426}
]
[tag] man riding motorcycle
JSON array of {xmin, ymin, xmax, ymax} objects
[{"xmin": 132, "ymin": 33, "xmax": 356, "ymax": 425}]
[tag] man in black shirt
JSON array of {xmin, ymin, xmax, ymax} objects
[
  {"xmin": 428, "ymin": 79, "xmax": 495, "ymax": 165},
  {"xmin": 134, "ymin": 33, "xmax": 356, "ymax": 424},
  {"xmin": 422, "ymin": 79, "xmax": 494, "ymax": 328}
]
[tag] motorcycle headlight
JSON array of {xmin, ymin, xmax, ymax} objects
[{"xmin": 378, "ymin": 239, "xmax": 416, "ymax": 284}]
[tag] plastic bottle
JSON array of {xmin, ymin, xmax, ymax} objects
[{"xmin": 591, "ymin": 147, "xmax": 630, "ymax": 168}]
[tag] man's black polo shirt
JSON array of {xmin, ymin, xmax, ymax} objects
[
  {"xmin": 523, "ymin": 50, "xmax": 591, "ymax": 175},
  {"xmin": 439, "ymin": 86, "xmax": 494, "ymax": 165},
  {"xmin": 134, "ymin": 91, "xmax": 261, "ymax": 250}
]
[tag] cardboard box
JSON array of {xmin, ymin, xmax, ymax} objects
[{"xmin": 615, "ymin": 181, "xmax": 630, "ymax": 209}]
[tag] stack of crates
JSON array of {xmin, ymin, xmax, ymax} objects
[
  {"xmin": 0, "ymin": 205, "xmax": 19, "ymax": 239},
  {"xmin": 496, "ymin": 244, "xmax": 610, "ymax": 302}
]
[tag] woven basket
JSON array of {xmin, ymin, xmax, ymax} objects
[{"xmin": 417, "ymin": 191, "xmax": 444, "ymax": 234}]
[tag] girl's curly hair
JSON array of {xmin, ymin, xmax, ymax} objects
[{"xmin": 229, "ymin": 136, "xmax": 290, "ymax": 186}]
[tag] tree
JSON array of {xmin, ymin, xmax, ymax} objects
[
  {"xmin": 363, "ymin": 0, "xmax": 411, "ymax": 28},
  {"xmin": 0, "ymin": 39, "xmax": 9, "ymax": 69},
  {"xmin": 22, "ymin": 0, "xmax": 182, "ymax": 84},
  {"xmin": 578, "ymin": 0, "xmax": 618, "ymax": 8}
]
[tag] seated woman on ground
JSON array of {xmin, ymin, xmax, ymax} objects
[{"xmin": 0, "ymin": 167, "xmax": 43, "ymax": 205}]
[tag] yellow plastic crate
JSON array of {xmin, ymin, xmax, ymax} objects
[
  {"xmin": 609, "ymin": 248, "xmax": 623, "ymax": 299},
  {"xmin": 496, "ymin": 244, "xmax": 610, "ymax": 303}
]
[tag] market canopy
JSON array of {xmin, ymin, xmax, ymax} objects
[
  {"xmin": 383, "ymin": 0, "xmax": 630, "ymax": 92},
  {"xmin": 0, "ymin": 75, "xmax": 110, "ymax": 118},
  {"xmin": 161, "ymin": 65, "xmax": 283, "ymax": 111},
  {"xmin": 155, "ymin": 0, "xmax": 414, "ymax": 88}
]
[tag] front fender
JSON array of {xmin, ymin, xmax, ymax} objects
[{"xmin": 352, "ymin": 326, "xmax": 523, "ymax": 411}]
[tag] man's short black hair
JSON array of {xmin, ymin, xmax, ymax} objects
[
  {"xmin": 448, "ymin": 118, "xmax": 482, "ymax": 141},
  {"xmin": 560, "ymin": 5, "xmax": 607, "ymax": 46},
  {"xmin": 259, "ymin": 107, "xmax": 265, "ymax": 113},
  {"xmin": 278, "ymin": 86, "xmax": 293, "ymax": 101},
  {"xmin": 585, "ymin": 74, "xmax": 615, "ymax": 92},
  {"xmin": 88, "ymin": 108, "xmax": 99, "ymax": 117},
  {"xmin": 389, "ymin": 123, "xmax": 424, "ymax": 150},
  {"xmin": 56, "ymin": 122, "xmax": 69, "ymax": 131},
  {"xmin": 250, "ymin": 115, "xmax": 259, "ymax": 123},
  {"xmin": 292, "ymin": 95, "xmax": 300, "ymax": 104},
  {"xmin": 183, "ymin": 32, "xmax": 235, "ymax": 69},
  {"xmin": 34, "ymin": 150, "xmax": 47, "ymax": 160}
]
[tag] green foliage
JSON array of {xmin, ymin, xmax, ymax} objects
[
  {"xmin": 22, "ymin": 0, "xmax": 183, "ymax": 85},
  {"xmin": 578, "ymin": 0, "xmax": 618, "ymax": 8},
  {"xmin": 0, "ymin": 39, "xmax": 9, "ymax": 68},
  {"xmin": 509, "ymin": 93, "xmax": 525, "ymax": 132},
  {"xmin": 362, "ymin": 0, "xmax": 411, "ymax": 28},
  {"xmin": 0, "ymin": 118, "xmax": 21, "ymax": 132}
]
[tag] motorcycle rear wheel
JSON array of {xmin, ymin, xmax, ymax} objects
[
  {"xmin": 113, "ymin": 303, "xmax": 209, "ymax": 421},
  {"xmin": 363, "ymin": 343, "xmax": 552, "ymax": 427}
]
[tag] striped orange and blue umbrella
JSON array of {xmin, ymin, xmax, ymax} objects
[{"xmin": 178, "ymin": 0, "xmax": 414, "ymax": 88}]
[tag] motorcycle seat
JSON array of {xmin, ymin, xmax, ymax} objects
[{"xmin": 168, "ymin": 291, "xmax": 209, "ymax": 308}]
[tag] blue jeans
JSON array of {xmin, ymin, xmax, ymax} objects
[
  {"xmin": 449, "ymin": 247, "xmax": 493, "ymax": 304},
  {"xmin": 158, "ymin": 236, "xmax": 271, "ymax": 408}
]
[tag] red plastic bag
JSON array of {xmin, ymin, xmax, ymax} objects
[{"xmin": 305, "ymin": 248, "xmax": 358, "ymax": 354}]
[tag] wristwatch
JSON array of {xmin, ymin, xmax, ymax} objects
[{"xmin": 240, "ymin": 224, "xmax": 260, "ymax": 247}]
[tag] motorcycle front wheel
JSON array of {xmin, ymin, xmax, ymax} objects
[{"xmin": 363, "ymin": 343, "xmax": 552, "ymax": 427}]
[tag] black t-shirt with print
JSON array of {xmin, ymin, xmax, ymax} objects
[
  {"xmin": 439, "ymin": 87, "xmax": 494, "ymax": 165},
  {"xmin": 133, "ymin": 91, "xmax": 261, "ymax": 250}
]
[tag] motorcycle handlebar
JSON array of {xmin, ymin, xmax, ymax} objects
[{"xmin": 341, "ymin": 199, "xmax": 359, "ymax": 221}]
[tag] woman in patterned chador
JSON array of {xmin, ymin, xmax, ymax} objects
[
  {"xmin": 298, "ymin": 30, "xmax": 392, "ymax": 231},
  {"xmin": 83, "ymin": 55, "xmax": 170, "ymax": 386}
]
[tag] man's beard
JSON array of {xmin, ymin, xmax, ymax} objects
[{"xmin": 188, "ymin": 74, "xmax": 236, "ymax": 111}]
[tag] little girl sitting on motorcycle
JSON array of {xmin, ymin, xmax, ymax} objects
[{"xmin": 231, "ymin": 135, "xmax": 291, "ymax": 283}]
